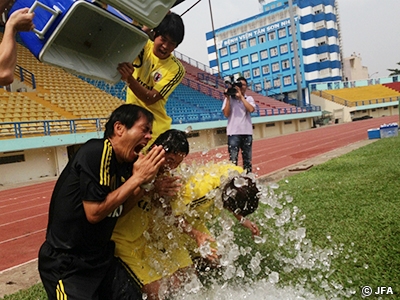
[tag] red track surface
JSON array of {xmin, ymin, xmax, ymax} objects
[{"xmin": 0, "ymin": 115, "xmax": 398, "ymax": 272}]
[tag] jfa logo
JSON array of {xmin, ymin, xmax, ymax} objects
[
  {"xmin": 361, "ymin": 286, "xmax": 394, "ymax": 297},
  {"xmin": 153, "ymin": 72, "xmax": 162, "ymax": 82}
]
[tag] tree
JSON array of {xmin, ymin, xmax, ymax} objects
[{"xmin": 388, "ymin": 62, "xmax": 400, "ymax": 76}]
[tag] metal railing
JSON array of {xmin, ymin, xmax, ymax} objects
[
  {"xmin": 173, "ymin": 50, "xmax": 218, "ymax": 75},
  {"xmin": 0, "ymin": 118, "xmax": 105, "ymax": 140},
  {"xmin": 0, "ymin": 104, "xmax": 321, "ymax": 140},
  {"xmin": 14, "ymin": 65, "xmax": 36, "ymax": 89}
]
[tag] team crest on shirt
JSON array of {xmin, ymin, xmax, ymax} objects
[{"xmin": 153, "ymin": 71, "xmax": 162, "ymax": 82}]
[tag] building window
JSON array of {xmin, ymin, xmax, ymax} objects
[
  {"xmin": 232, "ymin": 58, "xmax": 240, "ymax": 68},
  {"xmin": 283, "ymin": 76, "xmax": 292, "ymax": 85},
  {"xmin": 251, "ymin": 53, "xmax": 259, "ymax": 63},
  {"xmin": 294, "ymin": 75, "xmax": 302, "ymax": 84},
  {"xmin": 254, "ymin": 83, "xmax": 262, "ymax": 92},
  {"xmin": 313, "ymin": 4, "xmax": 324, "ymax": 14},
  {"xmin": 222, "ymin": 61, "xmax": 230, "ymax": 71},
  {"xmin": 280, "ymin": 44, "xmax": 288, "ymax": 54},
  {"xmin": 253, "ymin": 67, "xmax": 260, "ymax": 77},
  {"xmin": 290, "ymin": 42, "xmax": 293, "ymax": 51},
  {"xmin": 249, "ymin": 38, "xmax": 256, "ymax": 47},
  {"xmin": 243, "ymin": 70, "xmax": 251, "ymax": 79},
  {"xmin": 240, "ymin": 41, "xmax": 247, "ymax": 49},
  {"xmin": 258, "ymin": 34, "xmax": 266, "ymax": 44},
  {"xmin": 282, "ymin": 59, "xmax": 290, "ymax": 69},
  {"xmin": 273, "ymin": 77, "xmax": 281, "ymax": 88},
  {"xmin": 268, "ymin": 31, "xmax": 276, "ymax": 40},
  {"xmin": 270, "ymin": 47, "xmax": 278, "ymax": 57},
  {"xmin": 220, "ymin": 47, "xmax": 228, "ymax": 56},
  {"xmin": 315, "ymin": 20, "xmax": 326, "ymax": 30},
  {"xmin": 264, "ymin": 80, "xmax": 271, "ymax": 90},
  {"xmin": 317, "ymin": 37, "xmax": 328, "ymax": 46},
  {"xmin": 262, "ymin": 65, "xmax": 270, "ymax": 75},
  {"xmin": 260, "ymin": 50, "xmax": 268, "ymax": 59},
  {"xmin": 230, "ymin": 44, "xmax": 238, "ymax": 54},
  {"xmin": 241, "ymin": 55, "xmax": 249, "ymax": 65},
  {"xmin": 278, "ymin": 28, "xmax": 286, "ymax": 38},
  {"xmin": 272, "ymin": 62, "xmax": 280, "ymax": 72},
  {"xmin": 0, "ymin": 151, "xmax": 25, "ymax": 165},
  {"xmin": 318, "ymin": 53, "xmax": 330, "ymax": 62}
]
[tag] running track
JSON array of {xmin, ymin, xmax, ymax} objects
[{"xmin": 0, "ymin": 115, "xmax": 398, "ymax": 272}]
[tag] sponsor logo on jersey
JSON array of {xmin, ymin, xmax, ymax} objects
[{"xmin": 153, "ymin": 72, "xmax": 162, "ymax": 82}]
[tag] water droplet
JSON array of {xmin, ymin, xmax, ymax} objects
[
  {"xmin": 233, "ymin": 177, "xmax": 247, "ymax": 188},
  {"xmin": 268, "ymin": 271, "xmax": 280, "ymax": 284}
]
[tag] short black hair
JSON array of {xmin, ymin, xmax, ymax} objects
[
  {"xmin": 149, "ymin": 129, "xmax": 189, "ymax": 155},
  {"xmin": 222, "ymin": 176, "xmax": 259, "ymax": 217},
  {"xmin": 237, "ymin": 77, "xmax": 248, "ymax": 85},
  {"xmin": 153, "ymin": 12, "xmax": 185, "ymax": 46},
  {"xmin": 104, "ymin": 104, "xmax": 154, "ymax": 138}
]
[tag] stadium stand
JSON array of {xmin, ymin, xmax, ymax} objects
[
  {"xmin": 0, "ymin": 31, "xmax": 126, "ymax": 137},
  {"xmin": 383, "ymin": 82, "xmax": 400, "ymax": 93},
  {"xmin": 314, "ymin": 84, "xmax": 400, "ymax": 106}
]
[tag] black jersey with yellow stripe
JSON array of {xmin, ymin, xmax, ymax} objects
[{"xmin": 46, "ymin": 139, "xmax": 132, "ymax": 259}]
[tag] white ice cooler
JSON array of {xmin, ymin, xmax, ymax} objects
[
  {"xmin": 100, "ymin": 0, "xmax": 176, "ymax": 28},
  {"xmin": 10, "ymin": 0, "xmax": 151, "ymax": 83}
]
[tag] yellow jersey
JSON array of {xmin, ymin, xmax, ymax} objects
[{"xmin": 126, "ymin": 40, "xmax": 185, "ymax": 143}]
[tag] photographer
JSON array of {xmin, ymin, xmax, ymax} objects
[{"xmin": 222, "ymin": 77, "xmax": 256, "ymax": 173}]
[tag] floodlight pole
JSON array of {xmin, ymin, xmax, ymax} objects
[
  {"xmin": 289, "ymin": 0, "xmax": 303, "ymax": 104},
  {"xmin": 208, "ymin": 0, "xmax": 221, "ymax": 77}
]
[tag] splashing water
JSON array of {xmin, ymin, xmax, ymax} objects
[
  {"xmin": 185, "ymin": 126, "xmax": 193, "ymax": 134},
  {"xmin": 149, "ymin": 161, "xmax": 359, "ymax": 299}
]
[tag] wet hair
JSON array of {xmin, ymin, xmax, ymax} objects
[
  {"xmin": 104, "ymin": 104, "xmax": 154, "ymax": 138},
  {"xmin": 149, "ymin": 129, "xmax": 189, "ymax": 155},
  {"xmin": 153, "ymin": 12, "xmax": 185, "ymax": 46},
  {"xmin": 222, "ymin": 176, "xmax": 259, "ymax": 217}
]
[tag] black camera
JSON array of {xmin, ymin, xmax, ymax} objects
[{"xmin": 224, "ymin": 76, "xmax": 242, "ymax": 97}]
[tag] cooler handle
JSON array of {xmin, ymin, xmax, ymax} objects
[{"xmin": 29, "ymin": 1, "xmax": 62, "ymax": 40}]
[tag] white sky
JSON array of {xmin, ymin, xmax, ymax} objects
[{"xmin": 172, "ymin": 0, "xmax": 400, "ymax": 78}]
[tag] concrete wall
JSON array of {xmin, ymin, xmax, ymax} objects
[
  {"xmin": 0, "ymin": 148, "xmax": 58, "ymax": 185},
  {"xmin": 311, "ymin": 94, "xmax": 352, "ymax": 122}
]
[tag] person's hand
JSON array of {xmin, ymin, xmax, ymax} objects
[
  {"xmin": 241, "ymin": 218, "xmax": 260, "ymax": 238},
  {"xmin": 133, "ymin": 145, "xmax": 165, "ymax": 185},
  {"xmin": 7, "ymin": 8, "xmax": 34, "ymax": 33},
  {"xmin": 193, "ymin": 230, "xmax": 218, "ymax": 262},
  {"xmin": 117, "ymin": 62, "xmax": 135, "ymax": 82},
  {"xmin": 153, "ymin": 174, "xmax": 182, "ymax": 198},
  {"xmin": 234, "ymin": 85, "xmax": 243, "ymax": 99}
]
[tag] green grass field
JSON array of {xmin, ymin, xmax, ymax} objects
[{"xmin": 2, "ymin": 136, "xmax": 399, "ymax": 299}]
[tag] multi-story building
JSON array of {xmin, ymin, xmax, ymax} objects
[
  {"xmin": 206, "ymin": 0, "xmax": 343, "ymax": 104},
  {"xmin": 342, "ymin": 53, "xmax": 369, "ymax": 81}
]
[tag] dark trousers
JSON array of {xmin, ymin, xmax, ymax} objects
[
  {"xmin": 228, "ymin": 134, "xmax": 253, "ymax": 173},
  {"xmin": 38, "ymin": 241, "xmax": 142, "ymax": 300}
]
